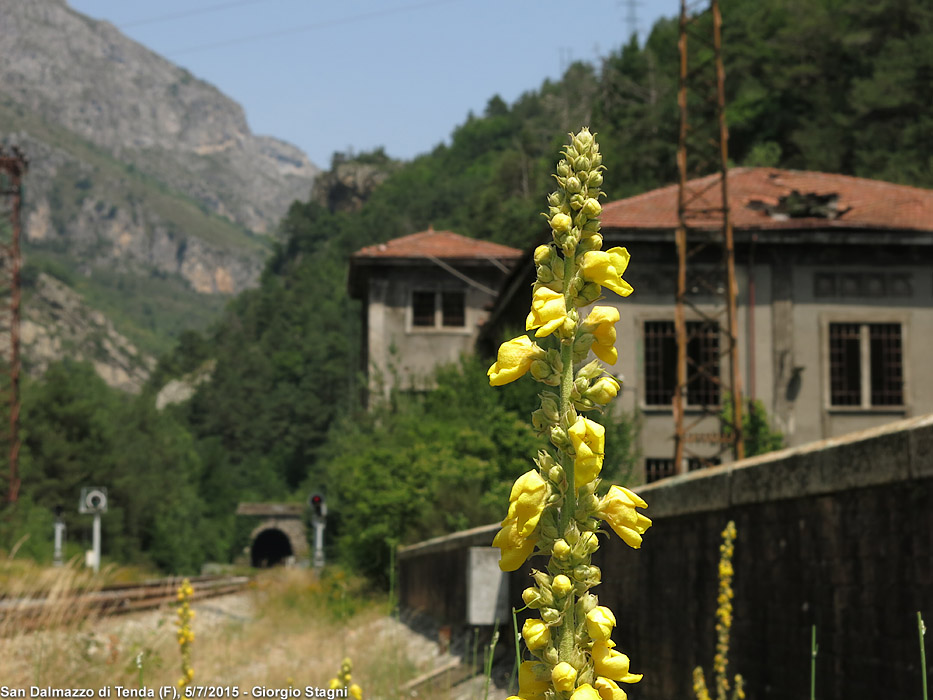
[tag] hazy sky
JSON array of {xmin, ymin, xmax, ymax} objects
[{"xmin": 67, "ymin": 0, "xmax": 681, "ymax": 169}]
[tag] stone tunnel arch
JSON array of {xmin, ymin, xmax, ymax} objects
[{"xmin": 247, "ymin": 517, "xmax": 309, "ymax": 568}]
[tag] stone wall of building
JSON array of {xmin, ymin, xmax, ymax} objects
[{"xmin": 397, "ymin": 414, "xmax": 933, "ymax": 700}]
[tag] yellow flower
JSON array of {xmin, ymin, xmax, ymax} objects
[
  {"xmin": 492, "ymin": 516, "xmax": 538, "ymax": 572},
  {"xmin": 568, "ymin": 417, "xmax": 605, "ymax": 484},
  {"xmin": 349, "ymin": 684, "xmax": 362, "ymax": 700},
  {"xmin": 518, "ymin": 661, "xmax": 550, "ymax": 698},
  {"xmin": 505, "ymin": 470, "xmax": 548, "ymax": 538},
  {"xmin": 580, "ymin": 247, "xmax": 633, "ymax": 298},
  {"xmin": 328, "ymin": 679, "xmax": 340, "ymax": 690},
  {"xmin": 488, "ymin": 335, "xmax": 544, "ymax": 386},
  {"xmin": 552, "ymin": 662, "xmax": 578, "ymax": 693},
  {"xmin": 594, "ymin": 676, "xmax": 629, "ymax": 700},
  {"xmin": 597, "ymin": 486, "xmax": 652, "ymax": 549},
  {"xmin": 585, "ymin": 605, "xmax": 617, "ymax": 642},
  {"xmin": 591, "ymin": 642, "xmax": 642, "ymax": 684},
  {"xmin": 570, "ymin": 684, "xmax": 602, "ymax": 700},
  {"xmin": 526, "ymin": 287, "xmax": 568, "ymax": 337},
  {"xmin": 521, "ymin": 619, "xmax": 551, "ymax": 650},
  {"xmin": 583, "ymin": 306, "xmax": 620, "ymax": 365}
]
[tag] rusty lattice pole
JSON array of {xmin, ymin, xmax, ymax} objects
[
  {"xmin": 0, "ymin": 146, "xmax": 26, "ymax": 505},
  {"xmin": 672, "ymin": 0, "xmax": 743, "ymax": 473}
]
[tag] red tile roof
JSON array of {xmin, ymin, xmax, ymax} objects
[
  {"xmin": 353, "ymin": 228, "xmax": 523, "ymax": 260},
  {"xmin": 601, "ymin": 168, "xmax": 933, "ymax": 233}
]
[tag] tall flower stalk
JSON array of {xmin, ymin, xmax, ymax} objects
[
  {"xmin": 693, "ymin": 521, "xmax": 744, "ymax": 700},
  {"xmin": 488, "ymin": 128, "xmax": 651, "ymax": 700},
  {"xmin": 175, "ymin": 578, "xmax": 195, "ymax": 688}
]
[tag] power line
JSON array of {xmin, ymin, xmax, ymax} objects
[
  {"xmin": 166, "ymin": 0, "xmax": 466, "ymax": 57},
  {"xmin": 119, "ymin": 0, "xmax": 273, "ymax": 29}
]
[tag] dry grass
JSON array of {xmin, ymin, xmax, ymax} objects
[{"xmin": 0, "ymin": 564, "xmax": 466, "ymax": 699}]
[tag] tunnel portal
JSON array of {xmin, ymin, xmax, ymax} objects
[{"xmin": 250, "ymin": 527, "xmax": 294, "ymax": 568}]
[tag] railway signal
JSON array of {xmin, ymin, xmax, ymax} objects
[
  {"xmin": 308, "ymin": 492, "xmax": 326, "ymax": 569},
  {"xmin": 79, "ymin": 486, "xmax": 108, "ymax": 573}
]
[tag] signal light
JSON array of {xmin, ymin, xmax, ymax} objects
[{"xmin": 309, "ymin": 493, "xmax": 326, "ymax": 519}]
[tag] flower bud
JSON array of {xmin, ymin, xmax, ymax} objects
[
  {"xmin": 534, "ymin": 244, "xmax": 552, "ymax": 266},
  {"xmin": 557, "ymin": 160, "xmax": 571, "ymax": 177},
  {"xmin": 536, "ymin": 265, "xmax": 554, "ymax": 284},
  {"xmin": 570, "ymin": 193, "xmax": 586, "ymax": 209},
  {"xmin": 576, "ymin": 592, "xmax": 599, "ymax": 616},
  {"xmin": 530, "ymin": 360, "xmax": 552, "ymax": 382},
  {"xmin": 553, "ymin": 539, "xmax": 571, "ymax": 559},
  {"xmin": 552, "ymin": 662, "xmax": 578, "ymax": 693},
  {"xmin": 573, "ymin": 155, "xmax": 590, "ymax": 172},
  {"xmin": 550, "ymin": 213, "xmax": 572, "ymax": 233},
  {"xmin": 540, "ymin": 607, "xmax": 561, "ymax": 624},
  {"xmin": 587, "ymin": 170, "xmax": 604, "ymax": 188},
  {"xmin": 522, "ymin": 619, "xmax": 551, "ymax": 650},
  {"xmin": 566, "ymin": 176, "xmax": 582, "ymax": 194},
  {"xmin": 574, "ymin": 129, "xmax": 594, "ymax": 151},
  {"xmin": 578, "ymin": 360, "xmax": 604, "ymax": 381},
  {"xmin": 585, "ymin": 376, "xmax": 621, "ymax": 405},
  {"xmin": 543, "ymin": 647, "xmax": 560, "ymax": 665},
  {"xmin": 548, "ymin": 465, "xmax": 564, "ymax": 484},
  {"xmin": 552, "ymin": 574, "xmax": 573, "ymax": 597},
  {"xmin": 550, "ymin": 425, "xmax": 569, "ymax": 449},
  {"xmin": 522, "ymin": 587, "xmax": 543, "ymax": 608},
  {"xmin": 582, "ymin": 198, "xmax": 602, "ymax": 218}
]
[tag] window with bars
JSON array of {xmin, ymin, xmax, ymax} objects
[
  {"xmin": 829, "ymin": 322, "xmax": 903, "ymax": 407},
  {"xmin": 645, "ymin": 456, "xmax": 721, "ymax": 482},
  {"xmin": 644, "ymin": 320, "xmax": 720, "ymax": 406},
  {"xmin": 411, "ymin": 290, "xmax": 466, "ymax": 329}
]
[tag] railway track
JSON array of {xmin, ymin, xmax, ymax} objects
[{"xmin": 0, "ymin": 574, "xmax": 251, "ymax": 632}]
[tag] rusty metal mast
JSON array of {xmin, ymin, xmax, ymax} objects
[
  {"xmin": 672, "ymin": 0, "xmax": 744, "ymax": 471},
  {"xmin": 0, "ymin": 146, "xmax": 25, "ymax": 505}
]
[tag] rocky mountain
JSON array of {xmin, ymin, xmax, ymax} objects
[{"xmin": 0, "ymin": 0, "xmax": 321, "ymax": 386}]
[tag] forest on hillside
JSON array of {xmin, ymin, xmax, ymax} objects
[{"xmin": 4, "ymin": 0, "xmax": 930, "ymax": 580}]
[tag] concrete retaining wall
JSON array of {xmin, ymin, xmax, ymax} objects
[{"xmin": 397, "ymin": 414, "xmax": 933, "ymax": 700}]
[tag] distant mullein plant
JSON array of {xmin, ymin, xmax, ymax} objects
[
  {"xmin": 176, "ymin": 578, "xmax": 195, "ymax": 687},
  {"xmin": 328, "ymin": 657, "xmax": 362, "ymax": 700},
  {"xmin": 693, "ymin": 521, "xmax": 744, "ymax": 700},
  {"xmin": 487, "ymin": 128, "xmax": 652, "ymax": 700}
]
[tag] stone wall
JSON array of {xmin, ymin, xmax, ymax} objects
[{"xmin": 396, "ymin": 414, "xmax": 933, "ymax": 700}]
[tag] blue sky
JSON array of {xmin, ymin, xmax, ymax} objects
[{"xmin": 67, "ymin": 0, "xmax": 681, "ymax": 169}]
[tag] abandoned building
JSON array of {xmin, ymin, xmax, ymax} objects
[
  {"xmin": 348, "ymin": 226, "xmax": 522, "ymax": 401},
  {"xmin": 481, "ymin": 168, "xmax": 933, "ymax": 483}
]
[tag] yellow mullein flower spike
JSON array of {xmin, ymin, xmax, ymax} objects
[
  {"xmin": 597, "ymin": 485, "xmax": 652, "ymax": 549},
  {"xmin": 488, "ymin": 335, "xmax": 545, "ymax": 386},
  {"xmin": 488, "ymin": 129, "xmax": 648, "ymax": 699},
  {"xmin": 526, "ymin": 287, "xmax": 569, "ymax": 337},
  {"xmin": 348, "ymin": 685, "xmax": 362, "ymax": 700},
  {"xmin": 568, "ymin": 417, "xmax": 605, "ymax": 484},
  {"xmin": 580, "ymin": 247, "xmax": 634, "ymax": 298},
  {"xmin": 583, "ymin": 306, "xmax": 620, "ymax": 364}
]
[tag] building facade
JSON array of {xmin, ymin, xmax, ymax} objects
[
  {"xmin": 348, "ymin": 227, "xmax": 522, "ymax": 402},
  {"xmin": 483, "ymin": 168, "xmax": 933, "ymax": 483}
]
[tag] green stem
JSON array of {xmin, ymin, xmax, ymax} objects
[
  {"xmin": 810, "ymin": 625, "xmax": 818, "ymax": 700},
  {"xmin": 510, "ymin": 607, "xmax": 521, "ymax": 694},
  {"xmin": 920, "ymin": 612, "xmax": 928, "ymax": 700}
]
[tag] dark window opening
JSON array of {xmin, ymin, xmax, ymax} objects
[
  {"xmin": 412, "ymin": 291, "xmax": 435, "ymax": 327},
  {"xmin": 644, "ymin": 321, "xmax": 720, "ymax": 406},
  {"xmin": 441, "ymin": 291, "xmax": 465, "ymax": 327},
  {"xmin": 869, "ymin": 323, "xmax": 903, "ymax": 406},
  {"xmin": 830, "ymin": 322, "xmax": 903, "ymax": 407},
  {"xmin": 645, "ymin": 458, "xmax": 675, "ymax": 483}
]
